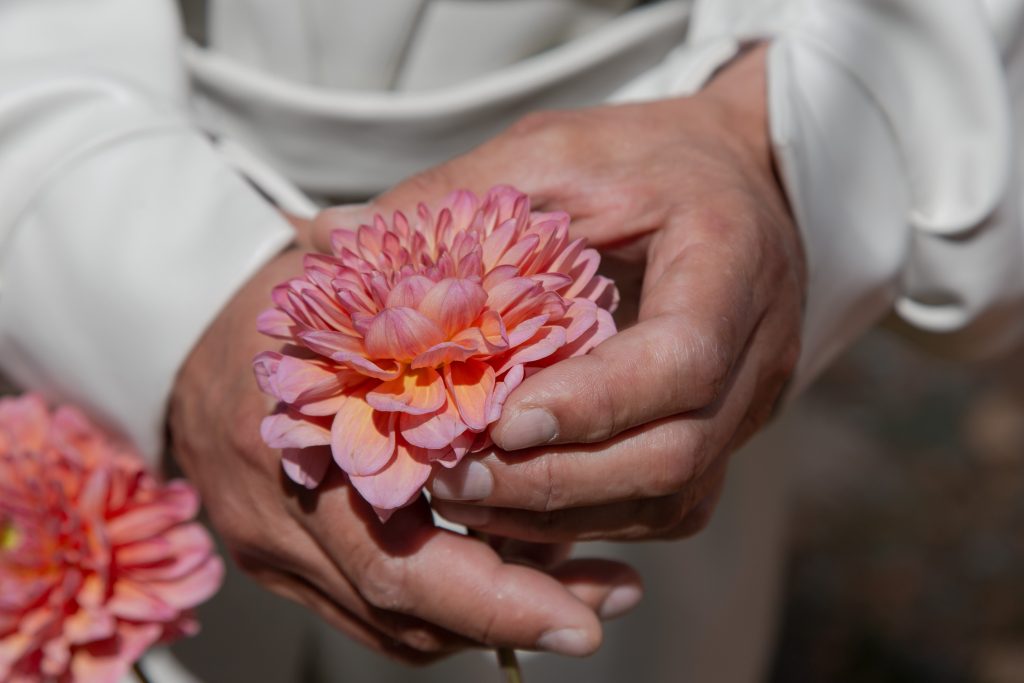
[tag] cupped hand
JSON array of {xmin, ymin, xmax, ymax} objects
[
  {"xmin": 168, "ymin": 249, "xmax": 642, "ymax": 661},
  {"xmin": 311, "ymin": 44, "xmax": 805, "ymax": 543}
]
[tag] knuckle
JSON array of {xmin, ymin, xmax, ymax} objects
[
  {"xmin": 637, "ymin": 496, "xmax": 686, "ymax": 536},
  {"xmin": 665, "ymin": 498, "xmax": 718, "ymax": 540},
  {"xmin": 393, "ymin": 626, "xmax": 447, "ymax": 654},
  {"xmin": 660, "ymin": 449, "xmax": 700, "ymax": 494},
  {"xmin": 358, "ymin": 556, "xmax": 411, "ymax": 612},
  {"xmin": 508, "ymin": 110, "xmax": 559, "ymax": 136}
]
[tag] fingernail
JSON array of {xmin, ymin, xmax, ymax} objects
[
  {"xmin": 434, "ymin": 502, "xmax": 491, "ymax": 528},
  {"xmin": 431, "ymin": 460, "xmax": 493, "ymax": 501},
  {"xmin": 536, "ymin": 628, "xmax": 593, "ymax": 656},
  {"xmin": 499, "ymin": 408, "xmax": 558, "ymax": 451},
  {"xmin": 598, "ymin": 585, "xmax": 642, "ymax": 620},
  {"xmin": 320, "ymin": 204, "xmax": 371, "ymax": 230}
]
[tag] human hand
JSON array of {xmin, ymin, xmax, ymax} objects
[
  {"xmin": 311, "ymin": 44, "xmax": 805, "ymax": 542},
  {"xmin": 168, "ymin": 249, "xmax": 643, "ymax": 661}
]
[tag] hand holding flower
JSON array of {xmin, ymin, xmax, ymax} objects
[{"xmin": 313, "ymin": 44, "xmax": 805, "ymax": 543}]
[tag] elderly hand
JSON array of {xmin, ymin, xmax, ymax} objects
[
  {"xmin": 311, "ymin": 44, "xmax": 804, "ymax": 543},
  {"xmin": 168, "ymin": 249, "xmax": 643, "ymax": 661}
]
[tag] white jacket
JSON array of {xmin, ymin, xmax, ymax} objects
[{"xmin": 1, "ymin": 0, "xmax": 1021, "ymax": 457}]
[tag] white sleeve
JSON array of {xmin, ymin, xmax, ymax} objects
[
  {"xmin": 0, "ymin": 0, "xmax": 294, "ymax": 460},
  {"xmin": 617, "ymin": 0, "xmax": 1024, "ymax": 394}
]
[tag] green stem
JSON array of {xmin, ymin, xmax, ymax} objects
[
  {"xmin": 466, "ymin": 529, "xmax": 525, "ymax": 683},
  {"xmin": 498, "ymin": 647, "xmax": 523, "ymax": 683},
  {"xmin": 133, "ymin": 661, "xmax": 153, "ymax": 683}
]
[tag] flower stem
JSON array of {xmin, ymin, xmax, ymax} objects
[
  {"xmin": 466, "ymin": 529, "xmax": 525, "ymax": 683},
  {"xmin": 498, "ymin": 646, "xmax": 523, "ymax": 683},
  {"xmin": 133, "ymin": 661, "xmax": 153, "ymax": 683}
]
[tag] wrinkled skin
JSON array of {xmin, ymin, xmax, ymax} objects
[{"xmin": 312, "ymin": 45, "xmax": 806, "ymax": 543}]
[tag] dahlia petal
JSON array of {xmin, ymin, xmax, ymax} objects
[
  {"xmin": 115, "ymin": 524, "xmax": 210, "ymax": 568},
  {"xmin": 487, "ymin": 364, "xmax": 525, "ymax": 424},
  {"xmin": 481, "ymin": 219, "xmax": 517, "ymax": 270},
  {"xmin": 366, "ymin": 367, "xmax": 446, "ymax": 415},
  {"xmin": 252, "ymin": 351, "xmax": 282, "ymax": 396},
  {"xmin": 357, "ymin": 223, "xmax": 385, "ymax": 257},
  {"xmin": 121, "ymin": 531, "xmax": 214, "ymax": 583},
  {"xmin": 272, "ymin": 355, "xmax": 357, "ymax": 405},
  {"xmin": 485, "ymin": 277, "xmax": 538, "ymax": 315},
  {"xmin": 417, "ymin": 278, "xmax": 488, "ymax": 339},
  {"xmin": 576, "ymin": 274, "xmax": 620, "ymax": 312},
  {"xmin": 478, "ymin": 310, "xmax": 510, "ymax": 352},
  {"xmin": 563, "ymin": 247, "xmax": 602, "ymax": 299},
  {"xmin": 496, "ymin": 233, "xmax": 540, "ymax": 269},
  {"xmin": 399, "ymin": 398, "xmax": 468, "ymax": 450},
  {"xmin": 385, "ymin": 275, "xmax": 435, "ymax": 309},
  {"xmin": 77, "ymin": 573, "xmax": 107, "ymax": 609},
  {"xmin": 364, "ymin": 307, "xmax": 446, "ymax": 362},
  {"xmin": 348, "ymin": 441, "xmax": 432, "ymax": 516},
  {"xmin": 444, "ymin": 431, "xmax": 477, "ymax": 466},
  {"xmin": 409, "ymin": 337, "xmax": 480, "ymax": 368},
  {"xmin": 281, "ymin": 446, "xmax": 332, "ymax": 489},
  {"xmin": 70, "ymin": 623, "xmax": 162, "ymax": 683},
  {"xmin": 506, "ymin": 314, "xmax": 550, "ymax": 347},
  {"xmin": 445, "ymin": 190, "xmax": 481, "ymax": 232},
  {"xmin": 444, "ymin": 360, "xmax": 496, "ymax": 432},
  {"xmin": 531, "ymin": 272, "xmax": 573, "ymax": 291},
  {"xmin": 260, "ymin": 411, "xmax": 331, "ymax": 450},
  {"xmin": 561, "ymin": 298, "xmax": 599, "ymax": 343},
  {"xmin": 300, "ymin": 330, "xmax": 401, "ymax": 380},
  {"xmin": 136, "ymin": 554, "xmax": 224, "ymax": 610},
  {"xmin": 255, "ymin": 309, "xmax": 295, "ymax": 339},
  {"xmin": 330, "ymin": 228, "xmax": 359, "ymax": 254},
  {"xmin": 0, "ymin": 395, "xmax": 48, "ymax": 452},
  {"xmin": 299, "ymin": 329, "xmax": 364, "ymax": 358},
  {"xmin": 482, "ymin": 264, "xmax": 519, "ymax": 291},
  {"xmin": 107, "ymin": 582, "xmax": 178, "ymax": 622},
  {"xmin": 64, "ymin": 609, "xmax": 116, "ymax": 646},
  {"xmin": 504, "ymin": 289, "xmax": 566, "ymax": 327},
  {"xmin": 106, "ymin": 482, "xmax": 198, "ymax": 545},
  {"xmin": 330, "ymin": 392, "xmax": 396, "ymax": 477},
  {"xmin": 495, "ymin": 326, "xmax": 568, "ymax": 375}
]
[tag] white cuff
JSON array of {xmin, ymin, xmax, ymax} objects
[{"xmin": 0, "ymin": 127, "xmax": 293, "ymax": 461}]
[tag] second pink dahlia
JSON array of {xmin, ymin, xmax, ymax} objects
[{"xmin": 255, "ymin": 186, "xmax": 618, "ymax": 519}]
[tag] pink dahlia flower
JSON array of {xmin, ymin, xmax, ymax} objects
[
  {"xmin": 0, "ymin": 395, "xmax": 224, "ymax": 683},
  {"xmin": 255, "ymin": 186, "xmax": 618, "ymax": 520}
]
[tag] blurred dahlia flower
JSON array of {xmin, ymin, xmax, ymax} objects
[
  {"xmin": 255, "ymin": 186, "xmax": 618, "ymax": 520},
  {"xmin": 0, "ymin": 395, "xmax": 223, "ymax": 683}
]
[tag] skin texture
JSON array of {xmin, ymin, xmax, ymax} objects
[{"xmin": 311, "ymin": 45, "xmax": 806, "ymax": 544}]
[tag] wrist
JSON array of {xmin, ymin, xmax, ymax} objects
[{"xmin": 699, "ymin": 42, "xmax": 773, "ymax": 181}]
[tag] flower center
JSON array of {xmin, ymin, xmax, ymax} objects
[{"xmin": 0, "ymin": 518, "xmax": 20, "ymax": 552}]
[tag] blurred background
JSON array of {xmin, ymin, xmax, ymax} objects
[{"xmin": 768, "ymin": 328, "xmax": 1024, "ymax": 683}]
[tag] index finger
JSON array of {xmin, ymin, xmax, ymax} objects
[
  {"xmin": 491, "ymin": 238, "xmax": 760, "ymax": 451},
  {"xmin": 302, "ymin": 479, "xmax": 638, "ymax": 656}
]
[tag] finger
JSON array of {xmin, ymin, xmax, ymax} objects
[
  {"xmin": 549, "ymin": 558, "xmax": 644, "ymax": 621},
  {"xmin": 490, "ymin": 239, "xmax": 762, "ymax": 452},
  {"xmin": 429, "ymin": 321, "xmax": 763, "ymax": 512},
  {"xmin": 251, "ymin": 565, "xmax": 450, "ymax": 666},
  {"xmin": 237, "ymin": 519, "xmax": 469, "ymax": 655},
  {"xmin": 304, "ymin": 481, "xmax": 636, "ymax": 656},
  {"xmin": 431, "ymin": 462, "xmax": 727, "ymax": 543}
]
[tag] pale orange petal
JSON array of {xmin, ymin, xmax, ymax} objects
[
  {"xmin": 366, "ymin": 368, "xmax": 446, "ymax": 415},
  {"xmin": 330, "ymin": 391, "xmax": 396, "ymax": 476}
]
